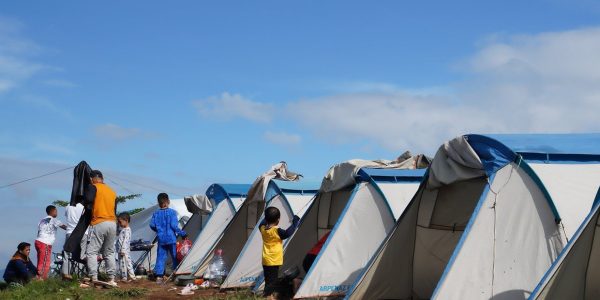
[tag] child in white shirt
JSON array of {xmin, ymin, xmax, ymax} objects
[
  {"xmin": 116, "ymin": 212, "xmax": 136, "ymax": 281},
  {"xmin": 35, "ymin": 205, "xmax": 67, "ymax": 279}
]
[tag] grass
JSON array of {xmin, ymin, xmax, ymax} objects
[
  {"xmin": 206, "ymin": 291, "xmax": 262, "ymax": 300},
  {"xmin": 0, "ymin": 278, "xmax": 148, "ymax": 300},
  {"xmin": 0, "ymin": 278, "xmax": 264, "ymax": 299}
]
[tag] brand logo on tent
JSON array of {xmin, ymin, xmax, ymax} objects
[
  {"xmin": 319, "ymin": 284, "xmax": 351, "ymax": 292},
  {"xmin": 240, "ymin": 276, "xmax": 259, "ymax": 283}
]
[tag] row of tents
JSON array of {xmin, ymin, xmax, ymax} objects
[{"xmin": 126, "ymin": 133, "xmax": 600, "ymax": 299}]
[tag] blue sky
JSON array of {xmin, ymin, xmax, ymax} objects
[{"xmin": 2, "ymin": 1, "xmax": 600, "ymax": 259}]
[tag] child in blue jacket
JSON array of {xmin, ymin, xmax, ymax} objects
[{"xmin": 150, "ymin": 193, "xmax": 187, "ymax": 282}]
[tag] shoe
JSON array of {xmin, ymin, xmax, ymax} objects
[
  {"xmin": 156, "ymin": 277, "xmax": 164, "ymax": 284},
  {"xmin": 177, "ymin": 286, "xmax": 195, "ymax": 296},
  {"xmin": 106, "ymin": 280, "xmax": 118, "ymax": 288}
]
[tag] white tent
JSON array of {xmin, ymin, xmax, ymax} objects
[
  {"xmin": 347, "ymin": 134, "xmax": 600, "ymax": 300},
  {"xmin": 189, "ymin": 180, "xmax": 312, "ymax": 278},
  {"xmin": 271, "ymin": 159, "xmax": 428, "ymax": 298},
  {"xmin": 173, "ymin": 184, "xmax": 250, "ymax": 275},
  {"xmin": 130, "ymin": 198, "xmax": 191, "ymax": 264},
  {"xmin": 220, "ymin": 180, "xmax": 318, "ymax": 289},
  {"xmin": 530, "ymin": 188, "xmax": 600, "ymax": 300}
]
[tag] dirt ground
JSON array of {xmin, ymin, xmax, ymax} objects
[{"xmin": 94, "ymin": 279, "xmax": 257, "ymax": 300}]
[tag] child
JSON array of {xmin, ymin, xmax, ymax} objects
[
  {"xmin": 117, "ymin": 212, "xmax": 136, "ymax": 282},
  {"xmin": 259, "ymin": 207, "xmax": 300, "ymax": 297},
  {"xmin": 149, "ymin": 193, "xmax": 187, "ymax": 282},
  {"xmin": 35, "ymin": 205, "xmax": 67, "ymax": 279}
]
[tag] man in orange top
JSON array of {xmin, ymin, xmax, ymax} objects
[{"xmin": 83, "ymin": 170, "xmax": 118, "ymax": 286}]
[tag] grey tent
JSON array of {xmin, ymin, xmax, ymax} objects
[{"xmin": 529, "ymin": 188, "xmax": 600, "ymax": 300}]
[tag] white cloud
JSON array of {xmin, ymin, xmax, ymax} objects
[
  {"xmin": 286, "ymin": 27, "xmax": 600, "ymax": 153},
  {"xmin": 42, "ymin": 78, "xmax": 77, "ymax": 88},
  {"xmin": 20, "ymin": 94, "xmax": 74, "ymax": 120},
  {"xmin": 93, "ymin": 123, "xmax": 159, "ymax": 141},
  {"xmin": 460, "ymin": 27, "xmax": 600, "ymax": 132},
  {"xmin": 287, "ymin": 93, "xmax": 492, "ymax": 152},
  {"xmin": 192, "ymin": 92, "xmax": 273, "ymax": 123},
  {"xmin": 263, "ymin": 131, "xmax": 302, "ymax": 146},
  {"xmin": 0, "ymin": 17, "xmax": 44, "ymax": 93}
]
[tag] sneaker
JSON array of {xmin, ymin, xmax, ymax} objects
[
  {"xmin": 177, "ymin": 286, "xmax": 195, "ymax": 296},
  {"xmin": 156, "ymin": 277, "xmax": 164, "ymax": 284},
  {"xmin": 106, "ymin": 280, "xmax": 118, "ymax": 288}
]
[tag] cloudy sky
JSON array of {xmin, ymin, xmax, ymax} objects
[{"xmin": 1, "ymin": 1, "xmax": 600, "ymax": 260}]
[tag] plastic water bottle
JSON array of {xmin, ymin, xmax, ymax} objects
[{"xmin": 206, "ymin": 249, "xmax": 228, "ymax": 286}]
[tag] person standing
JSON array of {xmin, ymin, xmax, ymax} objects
[
  {"xmin": 150, "ymin": 193, "xmax": 187, "ymax": 283},
  {"xmin": 35, "ymin": 205, "xmax": 67, "ymax": 279},
  {"xmin": 83, "ymin": 170, "xmax": 118, "ymax": 286},
  {"xmin": 259, "ymin": 207, "xmax": 300, "ymax": 298},
  {"xmin": 61, "ymin": 202, "xmax": 84, "ymax": 279},
  {"xmin": 116, "ymin": 212, "xmax": 136, "ymax": 282}
]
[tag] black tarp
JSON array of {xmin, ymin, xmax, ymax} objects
[{"xmin": 64, "ymin": 161, "xmax": 92, "ymax": 254}]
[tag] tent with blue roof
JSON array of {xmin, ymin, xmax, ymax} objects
[
  {"xmin": 173, "ymin": 184, "xmax": 250, "ymax": 276},
  {"xmin": 220, "ymin": 180, "xmax": 319, "ymax": 290},
  {"xmin": 290, "ymin": 166, "xmax": 427, "ymax": 299},
  {"xmin": 346, "ymin": 134, "xmax": 600, "ymax": 300},
  {"xmin": 247, "ymin": 153, "xmax": 430, "ymax": 298},
  {"xmin": 190, "ymin": 163, "xmax": 306, "ymax": 278},
  {"xmin": 529, "ymin": 188, "xmax": 600, "ymax": 300}
]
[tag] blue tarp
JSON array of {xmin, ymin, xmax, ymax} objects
[
  {"xmin": 356, "ymin": 168, "xmax": 426, "ymax": 183},
  {"xmin": 467, "ymin": 133, "xmax": 600, "ymax": 175},
  {"xmin": 205, "ymin": 183, "xmax": 252, "ymax": 204},
  {"xmin": 486, "ymin": 133, "xmax": 600, "ymax": 155},
  {"xmin": 265, "ymin": 180, "xmax": 320, "ymax": 202}
]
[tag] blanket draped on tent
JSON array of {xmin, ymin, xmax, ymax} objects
[
  {"xmin": 245, "ymin": 161, "xmax": 302, "ymax": 203},
  {"xmin": 320, "ymin": 151, "xmax": 431, "ymax": 193}
]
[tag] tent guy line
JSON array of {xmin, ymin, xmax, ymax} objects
[
  {"xmin": 0, "ymin": 165, "xmax": 186, "ymax": 200},
  {"xmin": 103, "ymin": 172, "xmax": 186, "ymax": 198},
  {"xmin": 0, "ymin": 165, "xmax": 74, "ymax": 189}
]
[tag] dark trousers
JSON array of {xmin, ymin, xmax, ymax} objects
[{"xmin": 263, "ymin": 265, "xmax": 280, "ymax": 296}]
